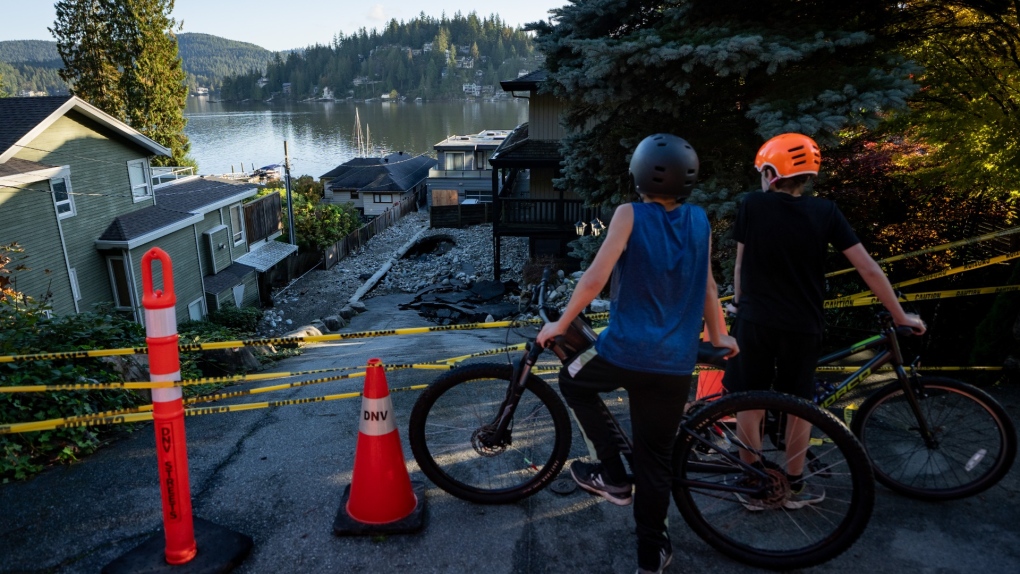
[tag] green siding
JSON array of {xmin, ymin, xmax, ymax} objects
[
  {"xmin": 241, "ymin": 271, "xmax": 259, "ymax": 307},
  {"xmin": 0, "ymin": 179, "xmax": 76, "ymax": 315},
  {"xmin": 227, "ymin": 203, "xmax": 249, "ymax": 261},
  {"xmin": 131, "ymin": 230, "xmax": 204, "ymax": 325},
  {"xmin": 206, "ymin": 226, "xmax": 231, "ymax": 273},
  {"xmin": 14, "ymin": 112, "xmax": 157, "ymax": 314}
]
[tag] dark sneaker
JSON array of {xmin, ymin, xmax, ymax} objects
[
  {"xmin": 570, "ymin": 461, "xmax": 632, "ymax": 506},
  {"xmin": 784, "ymin": 481, "xmax": 825, "ymax": 509},
  {"xmin": 636, "ymin": 547, "xmax": 673, "ymax": 574}
]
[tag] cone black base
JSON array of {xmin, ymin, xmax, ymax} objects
[
  {"xmin": 333, "ymin": 480, "xmax": 426, "ymax": 536},
  {"xmin": 102, "ymin": 517, "xmax": 253, "ymax": 574}
]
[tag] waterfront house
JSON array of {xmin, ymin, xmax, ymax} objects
[
  {"xmin": 426, "ymin": 129, "xmax": 510, "ymax": 205},
  {"xmin": 320, "ymin": 152, "xmax": 435, "ymax": 218},
  {"xmin": 0, "ymin": 95, "xmax": 271, "ymax": 325},
  {"xmin": 489, "ymin": 70, "xmax": 592, "ymax": 279}
]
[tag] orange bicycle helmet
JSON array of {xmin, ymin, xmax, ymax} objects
[{"xmin": 754, "ymin": 133, "xmax": 821, "ymax": 186}]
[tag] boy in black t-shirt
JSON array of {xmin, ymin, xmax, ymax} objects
[{"xmin": 723, "ymin": 133, "xmax": 926, "ymax": 509}]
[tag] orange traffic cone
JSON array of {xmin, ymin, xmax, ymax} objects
[
  {"xmin": 334, "ymin": 358, "xmax": 425, "ymax": 535},
  {"xmin": 696, "ymin": 305, "xmax": 729, "ymax": 401}
]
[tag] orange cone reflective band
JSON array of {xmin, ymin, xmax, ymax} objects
[
  {"xmin": 142, "ymin": 248, "xmax": 197, "ymax": 565},
  {"xmin": 345, "ymin": 359, "xmax": 418, "ymax": 524}
]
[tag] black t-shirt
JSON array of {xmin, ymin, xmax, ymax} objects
[{"xmin": 734, "ymin": 191, "xmax": 859, "ymax": 334}]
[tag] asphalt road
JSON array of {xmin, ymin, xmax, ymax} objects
[{"xmin": 2, "ymin": 293, "xmax": 1018, "ymax": 573}]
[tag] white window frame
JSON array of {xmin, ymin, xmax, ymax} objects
[
  {"xmin": 127, "ymin": 159, "xmax": 152, "ymax": 202},
  {"xmin": 51, "ymin": 176, "xmax": 76, "ymax": 218},
  {"xmin": 444, "ymin": 152, "xmax": 465, "ymax": 170},
  {"xmin": 373, "ymin": 193, "xmax": 394, "ymax": 203},
  {"xmin": 187, "ymin": 298, "xmax": 205, "ymax": 321},
  {"xmin": 475, "ymin": 150, "xmax": 492, "ymax": 170},
  {"xmin": 68, "ymin": 267, "xmax": 81, "ymax": 301},
  {"xmin": 107, "ymin": 256, "xmax": 133, "ymax": 311},
  {"xmin": 229, "ymin": 204, "xmax": 245, "ymax": 245}
]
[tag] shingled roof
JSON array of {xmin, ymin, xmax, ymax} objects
[
  {"xmin": 489, "ymin": 123, "xmax": 562, "ymax": 168},
  {"xmin": 0, "ymin": 96, "xmax": 170, "ymax": 163},
  {"xmin": 97, "ymin": 177, "xmax": 257, "ymax": 248},
  {"xmin": 324, "ymin": 152, "xmax": 436, "ymax": 193}
]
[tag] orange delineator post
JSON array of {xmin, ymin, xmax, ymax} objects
[{"xmin": 141, "ymin": 248, "xmax": 197, "ymax": 565}]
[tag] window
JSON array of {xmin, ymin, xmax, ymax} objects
[
  {"xmin": 107, "ymin": 257, "xmax": 133, "ymax": 310},
  {"xmin": 128, "ymin": 159, "xmax": 152, "ymax": 201},
  {"xmin": 229, "ymin": 205, "xmax": 245, "ymax": 245},
  {"xmin": 475, "ymin": 150, "xmax": 493, "ymax": 170},
  {"xmin": 188, "ymin": 299, "xmax": 205, "ymax": 321},
  {"xmin": 374, "ymin": 194, "xmax": 393, "ymax": 203},
  {"xmin": 51, "ymin": 177, "xmax": 75, "ymax": 218},
  {"xmin": 349, "ymin": 190, "xmax": 359, "ymax": 199},
  {"xmin": 69, "ymin": 268, "xmax": 81, "ymax": 301},
  {"xmin": 444, "ymin": 152, "xmax": 465, "ymax": 170}
]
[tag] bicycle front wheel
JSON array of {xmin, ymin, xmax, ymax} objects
[
  {"xmin": 673, "ymin": 391, "xmax": 875, "ymax": 570},
  {"xmin": 407, "ymin": 363, "xmax": 572, "ymax": 504},
  {"xmin": 852, "ymin": 376, "xmax": 1017, "ymax": 500}
]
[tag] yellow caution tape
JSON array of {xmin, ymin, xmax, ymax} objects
[
  {"xmin": 825, "ymin": 225, "xmax": 1020, "ymax": 278},
  {"xmin": 824, "ymin": 284, "xmax": 1020, "ymax": 309},
  {"xmin": 834, "ymin": 251, "xmax": 1020, "ymax": 303}
]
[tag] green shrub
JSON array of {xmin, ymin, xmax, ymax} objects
[{"xmin": 208, "ymin": 305, "xmax": 263, "ymax": 332}]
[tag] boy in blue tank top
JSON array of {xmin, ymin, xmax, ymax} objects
[{"xmin": 538, "ymin": 134, "xmax": 738, "ymax": 574}]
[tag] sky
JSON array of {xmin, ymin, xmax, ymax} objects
[{"xmin": 1, "ymin": 1, "xmax": 568, "ymax": 52}]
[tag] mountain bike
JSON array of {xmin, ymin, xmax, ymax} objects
[
  {"xmin": 408, "ymin": 270, "xmax": 875, "ymax": 570},
  {"xmin": 811, "ymin": 313, "xmax": 1017, "ymax": 500}
]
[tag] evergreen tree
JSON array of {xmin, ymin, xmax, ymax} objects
[
  {"xmin": 119, "ymin": 0, "xmax": 191, "ymax": 166},
  {"xmin": 50, "ymin": 0, "xmax": 192, "ymax": 166},
  {"xmin": 529, "ymin": 0, "xmax": 919, "ymax": 209},
  {"xmin": 51, "ymin": 0, "xmax": 124, "ymax": 114}
]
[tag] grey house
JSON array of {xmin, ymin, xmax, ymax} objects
[
  {"xmin": 0, "ymin": 95, "xmax": 261, "ymax": 325},
  {"xmin": 321, "ymin": 152, "xmax": 435, "ymax": 218}
]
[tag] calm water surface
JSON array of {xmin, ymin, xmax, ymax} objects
[{"xmin": 183, "ymin": 98, "xmax": 530, "ymax": 178}]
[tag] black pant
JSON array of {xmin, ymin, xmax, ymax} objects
[{"xmin": 559, "ymin": 352, "xmax": 691, "ymax": 567}]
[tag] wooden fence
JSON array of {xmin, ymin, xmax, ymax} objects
[{"xmin": 322, "ymin": 191, "xmax": 420, "ymax": 270}]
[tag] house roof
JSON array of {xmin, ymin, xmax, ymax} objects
[
  {"xmin": 499, "ymin": 70, "xmax": 548, "ymax": 92},
  {"xmin": 96, "ymin": 176, "xmax": 257, "ymax": 248},
  {"xmin": 489, "ymin": 123, "xmax": 563, "ymax": 168},
  {"xmin": 324, "ymin": 152, "xmax": 436, "ymax": 193},
  {"xmin": 234, "ymin": 241, "xmax": 298, "ymax": 272},
  {"xmin": 203, "ymin": 262, "xmax": 256, "ymax": 294},
  {"xmin": 0, "ymin": 157, "xmax": 57, "ymax": 178},
  {"xmin": 0, "ymin": 95, "xmax": 171, "ymax": 164}
]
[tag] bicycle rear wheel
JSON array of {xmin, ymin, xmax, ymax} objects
[
  {"xmin": 673, "ymin": 391, "xmax": 874, "ymax": 570},
  {"xmin": 851, "ymin": 376, "xmax": 1017, "ymax": 500},
  {"xmin": 407, "ymin": 363, "xmax": 572, "ymax": 504}
]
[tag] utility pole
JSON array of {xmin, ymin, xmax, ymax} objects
[{"xmin": 284, "ymin": 141, "xmax": 296, "ymax": 245}]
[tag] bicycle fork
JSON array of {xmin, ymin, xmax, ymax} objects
[{"xmin": 481, "ymin": 342, "xmax": 546, "ymax": 448}]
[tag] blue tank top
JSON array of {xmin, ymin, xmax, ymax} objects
[{"xmin": 595, "ymin": 202, "xmax": 710, "ymax": 375}]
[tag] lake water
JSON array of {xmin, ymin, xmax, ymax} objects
[{"xmin": 183, "ymin": 97, "xmax": 531, "ymax": 178}]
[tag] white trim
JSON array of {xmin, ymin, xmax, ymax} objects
[
  {"xmin": 51, "ymin": 175, "xmax": 76, "ymax": 219},
  {"xmin": 55, "ymin": 205, "xmax": 79, "ymax": 314},
  {"xmin": 128, "ymin": 159, "xmax": 153, "ymax": 203},
  {"xmin": 187, "ymin": 298, "xmax": 205, "ymax": 321},
  {"xmin": 0, "ymin": 96, "xmax": 170, "ymax": 163},
  {"xmin": 94, "ymin": 212, "xmax": 203, "ymax": 250},
  {"xmin": 0, "ymin": 165, "xmax": 69, "ymax": 187},
  {"xmin": 107, "ymin": 255, "xmax": 134, "ymax": 312},
  {"xmin": 68, "ymin": 268, "xmax": 81, "ymax": 301},
  {"xmin": 229, "ymin": 204, "xmax": 245, "ymax": 246}
]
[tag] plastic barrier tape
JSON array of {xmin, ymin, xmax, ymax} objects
[{"xmin": 824, "ymin": 284, "xmax": 1020, "ymax": 309}]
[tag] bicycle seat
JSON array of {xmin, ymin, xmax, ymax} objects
[{"xmin": 697, "ymin": 341, "xmax": 730, "ymax": 367}]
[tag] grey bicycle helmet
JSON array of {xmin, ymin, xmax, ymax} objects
[{"xmin": 629, "ymin": 134, "xmax": 700, "ymax": 197}]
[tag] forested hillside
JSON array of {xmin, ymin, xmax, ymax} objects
[
  {"xmin": 0, "ymin": 33, "xmax": 279, "ymax": 96},
  {"xmin": 219, "ymin": 13, "xmax": 540, "ymax": 101},
  {"xmin": 176, "ymin": 33, "xmax": 276, "ymax": 91}
]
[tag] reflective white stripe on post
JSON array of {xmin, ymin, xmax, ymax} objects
[
  {"xmin": 144, "ymin": 307, "xmax": 178, "ymax": 338},
  {"xmin": 151, "ymin": 376, "xmax": 183, "ymax": 403},
  {"xmin": 358, "ymin": 396, "xmax": 396, "ymax": 436}
]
